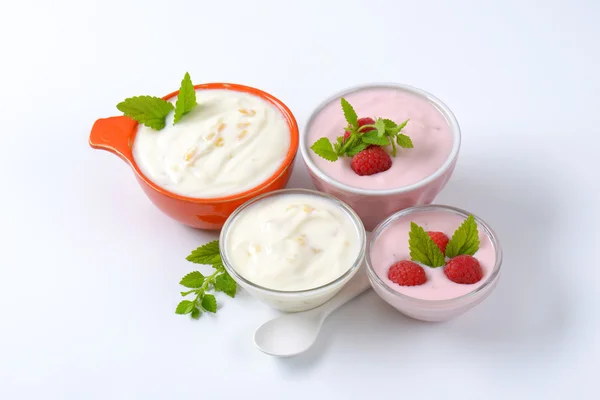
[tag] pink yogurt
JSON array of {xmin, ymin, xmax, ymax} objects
[
  {"xmin": 301, "ymin": 84, "xmax": 461, "ymax": 231},
  {"xmin": 306, "ymin": 86, "xmax": 454, "ymax": 190},
  {"xmin": 366, "ymin": 205, "xmax": 502, "ymax": 321}
]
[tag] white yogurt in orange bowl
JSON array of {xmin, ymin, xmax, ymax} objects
[
  {"xmin": 301, "ymin": 83, "xmax": 461, "ymax": 231},
  {"xmin": 89, "ymin": 75, "xmax": 299, "ymax": 230}
]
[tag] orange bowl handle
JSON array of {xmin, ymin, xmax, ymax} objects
[{"xmin": 89, "ymin": 116, "xmax": 137, "ymax": 164}]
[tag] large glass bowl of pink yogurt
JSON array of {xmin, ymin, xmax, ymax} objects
[
  {"xmin": 301, "ymin": 83, "xmax": 461, "ymax": 231},
  {"xmin": 366, "ymin": 204, "xmax": 502, "ymax": 322}
]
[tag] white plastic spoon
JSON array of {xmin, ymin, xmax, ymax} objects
[{"xmin": 253, "ymin": 265, "xmax": 371, "ymax": 357}]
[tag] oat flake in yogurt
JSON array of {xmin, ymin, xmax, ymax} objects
[{"xmin": 133, "ymin": 89, "xmax": 290, "ymax": 198}]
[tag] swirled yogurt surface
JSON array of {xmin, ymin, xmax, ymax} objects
[
  {"xmin": 132, "ymin": 89, "xmax": 290, "ymax": 198},
  {"xmin": 306, "ymin": 86, "xmax": 454, "ymax": 190},
  {"xmin": 224, "ymin": 193, "xmax": 361, "ymax": 291}
]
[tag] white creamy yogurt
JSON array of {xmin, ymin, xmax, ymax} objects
[
  {"xmin": 224, "ymin": 193, "xmax": 361, "ymax": 291},
  {"xmin": 132, "ymin": 89, "xmax": 290, "ymax": 198}
]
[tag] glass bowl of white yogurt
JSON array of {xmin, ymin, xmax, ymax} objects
[{"xmin": 219, "ymin": 188, "xmax": 366, "ymax": 312}]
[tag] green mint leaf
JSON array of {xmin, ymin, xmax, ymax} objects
[
  {"xmin": 186, "ymin": 240, "xmax": 222, "ymax": 265},
  {"xmin": 212, "ymin": 262, "xmax": 225, "ymax": 272},
  {"xmin": 191, "ymin": 307, "xmax": 201, "ymax": 319},
  {"xmin": 362, "ymin": 131, "xmax": 390, "ymax": 146},
  {"xmin": 173, "ymin": 72, "xmax": 197, "ymax": 124},
  {"xmin": 346, "ymin": 142, "xmax": 370, "ymax": 156},
  {"xmin": 310, "ymin": 138, "xmax": 338, "ymax": 162},
  {"xmin": 116, "ymin": 96, "xmax": 174, "ymax": 130},
  {"xmin": 339, "ymin": 132, "xmax": 358, "ymax": 155},
  {"xmin": 375, "ymin": 118, "xmax": 386, "ymax": 137},
  {"xmin": 333, "ymin": 141, "xmax": 342, "ymax": 154},
  {"xmin": 333, "ymin": 136, "xmax": 344, "ymax": 154},
  {"xmin": 396, "ymin": 134, "xmax": 414, "ymax": 149},
  {"xmin": 386, "ymin": 119, "xmax": 410, "ymax": 135},
  {"xmin": 175, "ymin": 300, "xmax": 195, "ymax": 315},
  {"xmin": 390, "ymin": 136, "xmax": 397, "ymax": 157},
  {"xmin": 396, "ymin": 119, "xmax": 409, "ymax": 131},
  {"xmin": 340, "ymin": 98, "xmax": 358, "ymax": 128},
  {"xmin": 179, "ymin": 271, "xmax": 205, "ymax": 288},
  {"xmin": 383, "ymin": 119, "xmax": 397, "ymax": 129},
  {"xmin": 201, "ymin": 294, "xmax": 217, "ymax": 313},
  {"xmin": 214, "ymin": 272, "xmax": 237, "ymax": 298},
  {"xmin": 445, "ymin": 215, "xmax": 480, "ymax": 258},
  {"xmin": 408, "ymin": 222, "xmax": 446, "ymax": 267}
]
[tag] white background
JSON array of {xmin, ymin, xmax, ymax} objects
[{"xmin": 1, "ymin": 0, "xmax": 598, "ymax": 398}]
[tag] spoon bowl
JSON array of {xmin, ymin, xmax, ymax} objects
[
  {"xmin": 254, "ymin": 313, "xmax": 323, "ymax": 357},
  {"xmin": 253, "ymin": 265, "xmax": 370, "ymax": 357}
]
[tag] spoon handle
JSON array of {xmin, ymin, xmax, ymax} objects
[{"xmin": 317, "ymin": 266, "xmax": 371, "ymax": 319}]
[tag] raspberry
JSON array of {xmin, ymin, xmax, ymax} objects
[
  {"xmin": 427, "ymin": 231, "xmax": 449, "ymax": 254},
  {"xmin": 357, "ymin": 117, "xmax": 376, "ymax": 132},
  {"xmin": 343, "ymin": 117, "xmax": 376, "ymax": 142},
  {"xmin": 388, "ymin": 260, "xmax": 427, "ymax": 286},
  {"xmin": 444, "ymin": 255, "xmax": 483, "ymax": 284},
  {"xmin": 350, "ymin": 146, "xmax": 392, "ymax": 176}
]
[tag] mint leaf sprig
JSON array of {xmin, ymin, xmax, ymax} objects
[
  {"xmin": 445, "ymin": 215, "xmax": 480, "ymax": 258},
  {"xmin": 408, "ymin": 215, "xmax": 481, "ymax": 267},
  {"xmin": 176, "ymin": 240, "xmax": 237, "ymax": 319},
  {"xmin": 173, "ymin": 72, "xmax": 197, "ymax": 124},
  {"xmin": 310, "ymin": 97, "xmax": 413, "ymax": 161},
  {"xmin": 116, "ymin": 96, "xmax": 174, "ymax": 130},
  {"xmin": 408, "ymin": 222, "xmax": 446, "ymax": 268},
  {"xmin": 117, "ymin": 72, "xmax": 198, "ymax": 130}
]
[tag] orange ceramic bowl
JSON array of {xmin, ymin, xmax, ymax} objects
[{"xmin": 89, "ymin": 83, "xmax": 299, "ymax": 230}]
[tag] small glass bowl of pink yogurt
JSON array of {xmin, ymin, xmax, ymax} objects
[
  {"xmin": 301, "ymin": 83, "xmax": 461, "ymax": 231},
  {"xmin": 366, "ymin": 204, "xmax": 502, "ymax": 322}
]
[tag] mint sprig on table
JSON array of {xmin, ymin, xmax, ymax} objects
[
  {"xmin": 310, "ymin": 97, "xmax": 413, "ymax": 161},
  {"xmin": 408, "ymin": 215, "xmax": 481, "ymax": 267},
  {"xmin": 176, "ymin": 240, "xmax": 237, "ymax": 319},
  {"xmin": 116, "ymin": 72, "xmax": 198, "ymax": 130}
]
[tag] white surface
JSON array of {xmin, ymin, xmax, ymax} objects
[{"xmin": 0, "ymin": 0, "xmax": 598, "ymax": 399}]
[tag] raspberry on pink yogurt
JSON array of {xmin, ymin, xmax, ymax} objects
[{"xmin": 366, "ymin": 205, "xmax": 502, "ymax": 322}]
